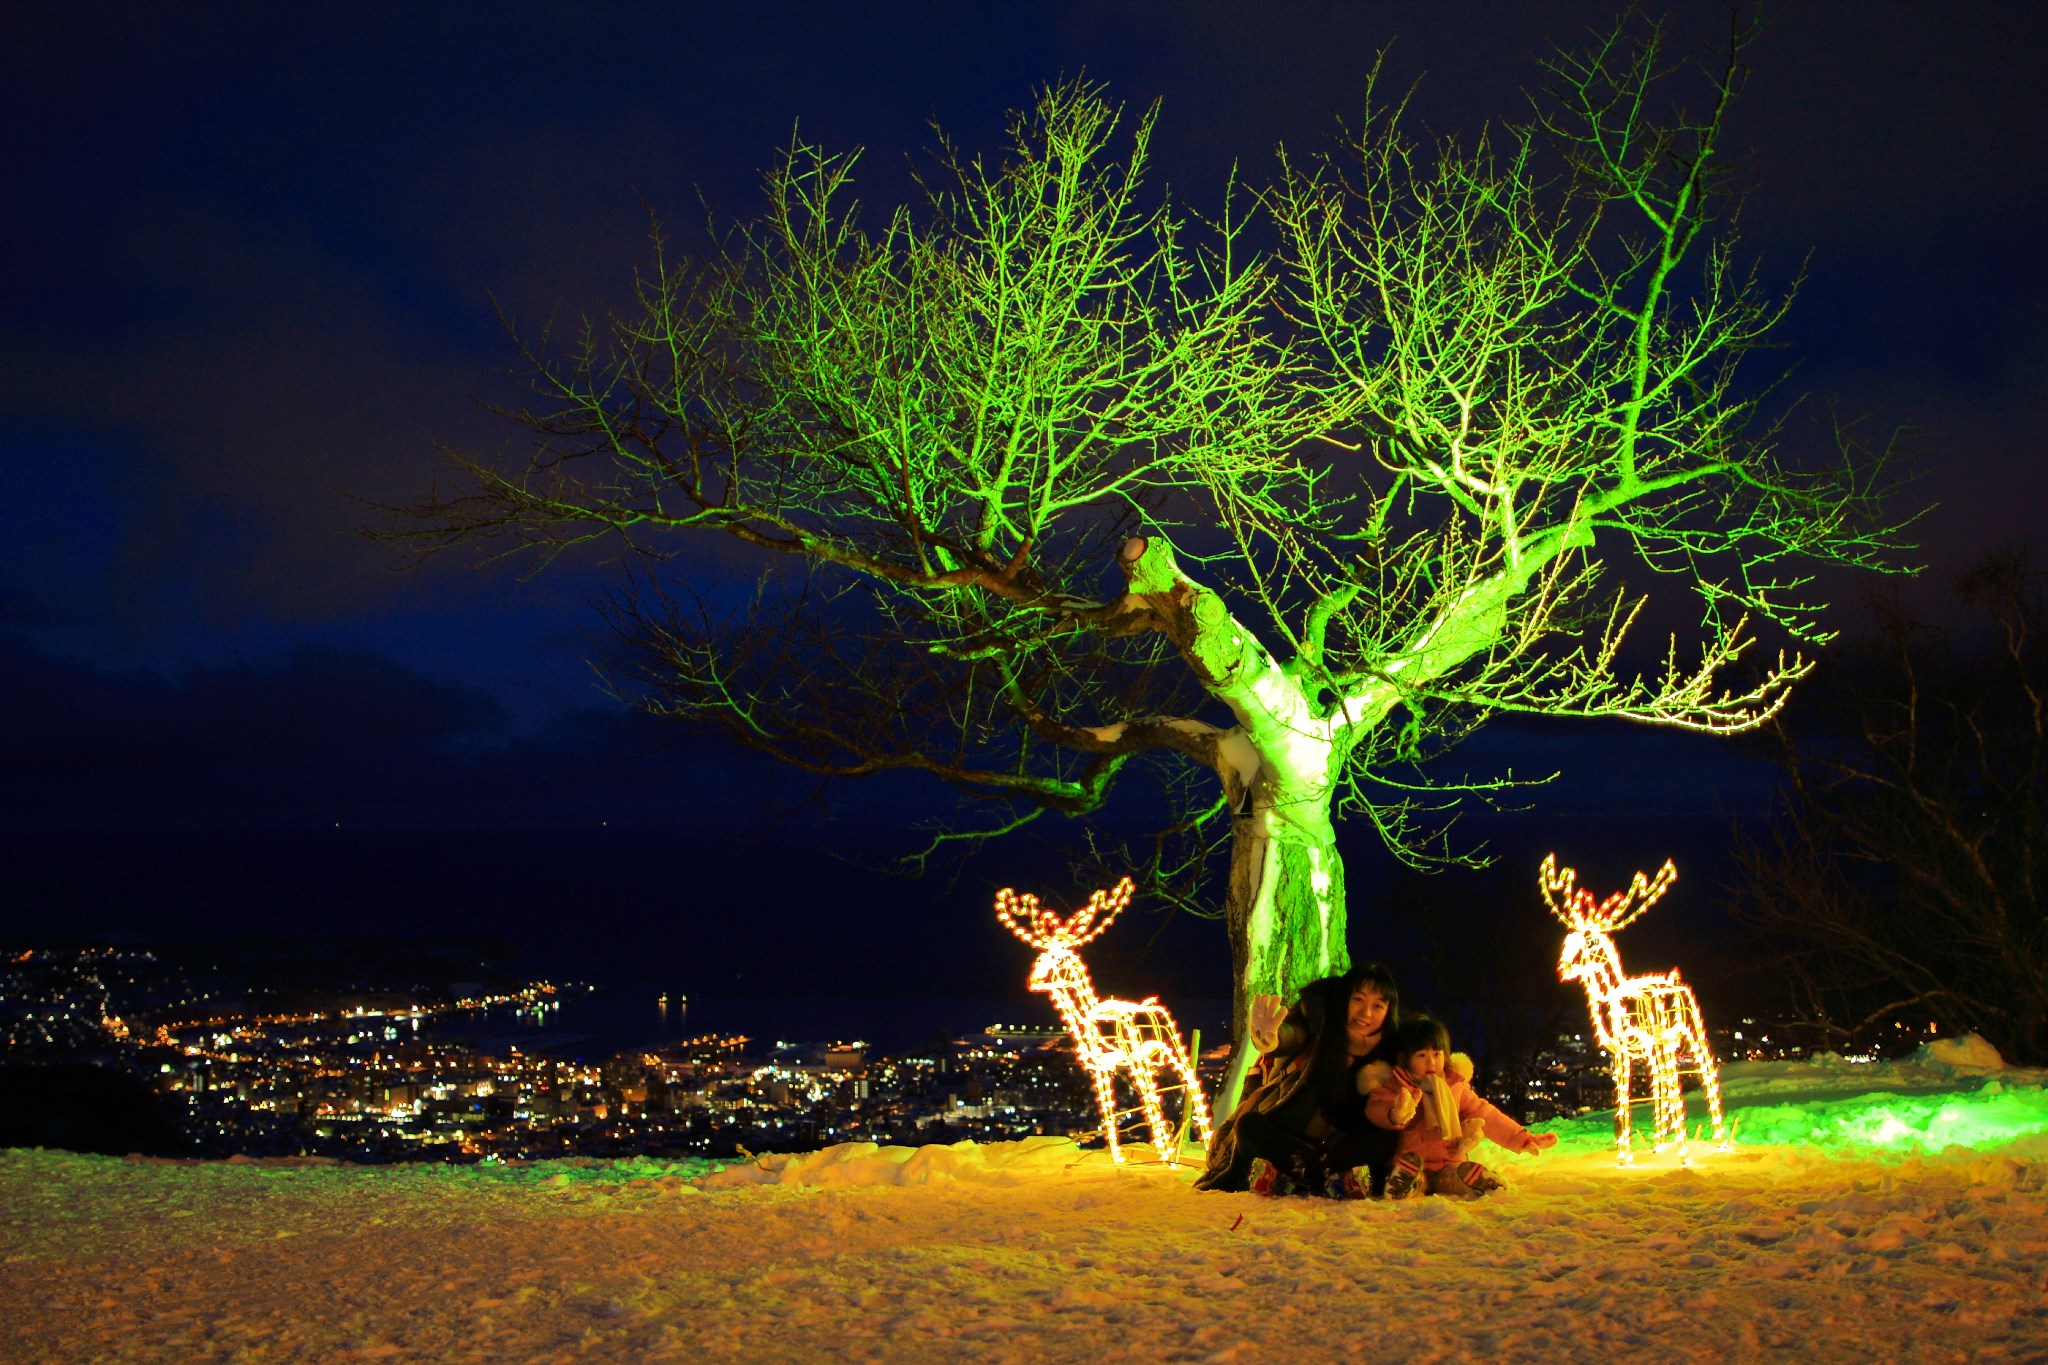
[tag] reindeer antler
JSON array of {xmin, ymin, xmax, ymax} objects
[
  {"xmin": 1539, "ymin": 853, "xmax": 1676, "ymax": 930},
  {"xmin": 1600, "ymin": 861, "xmax": 1677, "ymax": 932},
  {"xmin": 1061, "ymin": 877, "xmax": 1135, "ymax": 947},
  {"xmin": 995, "ymin": 888, "xmax": 1056, "ymax": 947},
  {"xmin": 993, "ymin": 877, "xmax": 1135, "ymax": 949},
  {"xmin": 1538, "ymin": 853, "xmax": 1589, "ymax": 925}
]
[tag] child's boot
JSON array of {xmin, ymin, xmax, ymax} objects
[
  {"xmin": 1323, "ymin": 1166, "xmax": 1370, "ymax": 1200},
  {"xmin": 1457, "ymin": 1160, "xmax": 1505, "ymax": 1194},
  {"xmin": 1384, "ymin": 1154, "xmax": 1422, "ymax": 1200},
  {"xmin": 1429, "ymin": 1160, "xmax": 1505, "ymax": 1199}
]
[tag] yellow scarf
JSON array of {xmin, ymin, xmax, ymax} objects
[{"xmin": 1417, "ymin": 1072, "xmax": 1461, "ymax": 1143}]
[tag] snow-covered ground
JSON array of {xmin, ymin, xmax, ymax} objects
[{"xmin": 4, "ymin": 1038, "xmax": 2047, "ymax": 1363}]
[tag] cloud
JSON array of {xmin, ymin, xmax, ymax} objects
[
  {"xmin": 1, "ymin": 637, "xmax": 500, "ymax": 771},
  {"xmin": 0, "ymin": 638, "xmax": 766, "ymax": 830}
]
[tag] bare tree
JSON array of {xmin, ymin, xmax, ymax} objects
[
  {"xmin": 1733, "ymin": 555, "xmax": 2048, "ymax": 1065},
  {"xmin": 389, "ymin": 14, "xmax": 1904, "ymax": 1109}
]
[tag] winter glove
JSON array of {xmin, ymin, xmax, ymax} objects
[{"xmin": 1390, "ymin": 1085, "xmax": 1420, "ymax": 1127}]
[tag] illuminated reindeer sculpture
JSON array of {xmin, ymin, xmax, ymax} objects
[
  {"xmin": 1540, "ymin": 854, "xmax": 1727, "ymax": 1162},
  {"xmin": 995, "ymin": 876, "xmax": 1214, "ymax": 1164}
]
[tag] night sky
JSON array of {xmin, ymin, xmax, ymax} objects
[{"xmin": 4, "ymin": 3, "xmax": 2045, "ymax": 1000}]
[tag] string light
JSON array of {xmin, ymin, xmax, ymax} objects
[
  {"xmin": 1539, "ymin": 854, "xmax": 1727, "ymax": 1164},
  {"xmin": 995, "ymin": 876, "xmax": 1214, "ymax": 1165}
]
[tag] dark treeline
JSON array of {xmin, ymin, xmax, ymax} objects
[{"xmin": 1734, "ymin": 554, "xmax": 2048, "ymax": 1065}]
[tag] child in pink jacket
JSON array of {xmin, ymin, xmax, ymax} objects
[{"xmin": 1363, "ymin": 1014, "xmax": 1556, "ymax": 1198}]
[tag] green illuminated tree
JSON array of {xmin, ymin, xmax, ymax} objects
[{"xmin": 394, "ymin": 15, "xmax": 1903, "ymax": 1108}]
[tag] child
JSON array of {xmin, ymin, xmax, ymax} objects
[{"xmin": 1362, "ymin": 1014, "xmax": 1557, "ymax": 1199}]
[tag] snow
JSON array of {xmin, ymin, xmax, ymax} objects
[
  {"xmin": 4, "ymin": 1041, "xmax": 2048, "ymax": 1362},
  {"xmin": 1924, "ymin": 1033, "xmax": 2011, "ymax": 1072},
  {"xmin": 1718, "ymin": 1032, "xmax": 2020, "ymax": 1103}
]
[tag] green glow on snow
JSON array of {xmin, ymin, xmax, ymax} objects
[
  {"xmin": 1729, "ymin": 1084, "xmax": 2048, "ymax": 1152},
  {"xmin": 1537, "ymin": 1081, "xmax": 2048, "ymax": 1154}
]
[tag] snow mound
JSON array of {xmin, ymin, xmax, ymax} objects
[
  {"xmin": 1719, "ymin": 1032, "xmax": 2042, "ymax": 1101},
  {"xmin": 1724, "ymin": 1082, "xmax": 2048, "ymax": 1155},
  {"xmin": 1923, "ymin": 1032, "xmax": 2007, "ymax": 1071},
  {"xmin": 1529, "ymin": 1039, "xmax": 2048, "ymax": 1160},
  {"xmin": 699, "ymin": 1135, "xmax": 1190, "ymax": 1189}
]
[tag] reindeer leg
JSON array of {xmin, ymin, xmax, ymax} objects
[
  {"xmin": 1668, "ymin": 1003, "xmax": 1693, "ymax": 1153},
  {"xmin": 1700, "ymin": 1042, "xmax": 1728, "ymax": 1149},
  {"xmin": 1130, "ymin": 1063, "xmax": 1171, "ymax": 1161},
  {"xmin": 1088, "ymin": 1064, "xmax": 1123, "ymax": 1165},
  {"xmin": 1679, "ymin": 984, "xmax": 1728, "ymax": 1147},
  {"xmin": 1613, "ymin": 1049, "xmax": 1634, "ymax": 1165},
  {"xmin": 1645, "ymin": 1019, "xmax": 1669, "ymax": 1154},
  {"xmin": 1655, "ymin": 1033, "xmax": 1682, "ymax": 1155},
  {"xmin": 1171, "ymin": 1040, "xmax": 1214, "ymax": 1146}
]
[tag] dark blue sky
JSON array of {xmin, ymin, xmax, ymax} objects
[{"xmin": 3, "ymin": 3, "xmax": 2044, "ymax": 990}]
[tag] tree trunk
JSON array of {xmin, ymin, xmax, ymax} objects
[
  {"xmin": 1215, "ymin": 741, "xmax": 1349, "ymax": 1117},
  {"xmin": 1105, "ymin": 537, "xmax": 1357, "ymax": 1118}
]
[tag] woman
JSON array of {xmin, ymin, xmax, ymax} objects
[{"xmin": 1196, "ymin": 962, "xmax": 1403, "ymax": 1197}]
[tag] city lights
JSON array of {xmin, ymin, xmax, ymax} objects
[
  {"xmin": 995, "ymin": 876, "xmax": 1213, "ymax": 1164},
  {"xmin": 8, "ymin": 941, "xmax": 1687, "ymax": 1164},
  {"xmin": 1539, "ymin": 854, "xmax": 1727, "ymax": 1162}
]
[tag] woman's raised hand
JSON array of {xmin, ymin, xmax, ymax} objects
[{"xmin": 1249, "ymin": 993, "xmax": 1287, "ymax": 1051}]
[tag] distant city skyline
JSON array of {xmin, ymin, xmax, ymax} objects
[{"xmin": 4, "ymin": 941, "xmax": 1707, "ymax": 1162}]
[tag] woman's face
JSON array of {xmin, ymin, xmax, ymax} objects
[{"xmin": 1347, "ymin": 984, "xmax": 1389, "ymax": 1039}]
